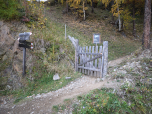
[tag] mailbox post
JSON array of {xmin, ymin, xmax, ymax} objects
[
  {"xmin": 18, "ymin": 32, "xmax": 33, "ymax": 76},
  {"xmin": 23, "ymin": 47, "xmax": 26, "ymax": 76}
]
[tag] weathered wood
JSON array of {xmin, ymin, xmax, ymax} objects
[
  {"xmin": 80, "ymin": 47, "xmax": 83, "ymax": 73},
  {"xmin": 79, "ymin": 47, "xmax": 82, "ymax": 73},
  {"xmin": 78, "ymin": 53, "xmax": 102, "ymax": 55},
  {"xmin": 85, "ymin": 46, "xmax": 88, "ymax": 74},
  {"xmin": 81, "ymin": 47, "xmax": 84, "ymax": 73},
  {"xmin": 101, "ymin": 49, "xmax": 104, "ymax": 78},
  {"xmin": 78, "ymin": 66, "xmax": 100, "ymax": 72},
  {"xmin": 68, "ymin": 36, "xmax": 77, "ymax": 49},
  {"xmin": 103, "ymin": 41, "xmax": 108, "ymax": 77},
  {"xmin": 97, "ymin": 46, "xmax": 102, "ymax": 77},
  {"xmin": 94, "ymin": 46, "xmax": 98, "ymax": 77},
  {"xmin": 98, "ymin": 46, "xmax": 102, "ymax": 77},
  {"xmin": 72, "ymin": 36, "xmax": 108, "ymax": 78},
  {"xmin": 79, "ymin": 53, "xmax": 102, "ymax": 66},
  {"xmin": 88, "ymin": 46, "xmax": 91, "ymax": 75},
  {"xmin": 75, "ymin": 39, "xmax": 79, "ymax": 72},
  {"xmin": 91, "ymin": 46, "xmax": 94, "ymax": 76},
  {"xmin": 98, "ymin": 46, "xmax": 102, "ymax": 69},
  {"xmin": 95, "ymin": 46, "xmax": 98, "ymax": 68},
  {"xmin": 82, "ymin": 47, "xmax": 85, "ymax": 74}
]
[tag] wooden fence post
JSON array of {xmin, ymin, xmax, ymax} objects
[
  {"xmin": 102, "ymin": 41, "xmax": 108, "ymax": 77},
  {"xmin": 75, "ymin": 39, "xmax": 79, "ymax": 72}
]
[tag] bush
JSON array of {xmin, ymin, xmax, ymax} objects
[{"xmin": 0, "ymin": 0, "xmax": 20, "ymax": 20}]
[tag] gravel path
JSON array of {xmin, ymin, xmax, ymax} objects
[{"xmin": 0, "ymin": 55, "xmax": 130, "ymax": 114}]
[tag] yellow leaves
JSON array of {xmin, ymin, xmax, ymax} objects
[
  {"xmin": 84, "ymin": 7, "xmax": 88, "ymax": 10},
  {"xmin": 102, "ymin": 0, "xmax": 111, "ymax": 8},
  {"xmin": 68, "ymin": 0, "xmax": 89, "ymax": 19},
  {"xmin": 61, "ymin": 0, "xmax": 64, "ymax": 4},
  {"xmin": 25, "ymin": 2, "xmax": 47, "ymax": 29},
  {"xmin": 78, "ymin": 10, "xmax": 83, "ymax": 13}
]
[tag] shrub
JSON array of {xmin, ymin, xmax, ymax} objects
[{"xmin": 0, "ymin": 0, "xmax": 20, "ymax": 20}]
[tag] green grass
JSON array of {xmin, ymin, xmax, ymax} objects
[
  {"xmin": 1, "ymin": 4, "xmax": 142, "ymax": 103},
  {"xmin": 44, "ymin": 5, "xmax": 141, "ymax": 61},
  {"xmin": 12, "ymin": 59, "xmax": 81, "ymax": 103},
  {"xmin": 54, "ymin": 85, "xmax": 152, "ymax": 114},
  {"xmin": 53, "ymin": 57, "xmax": 152, "ymax": 114},
  {"xmin": 54, "ymin": 89, "xmax": 132, "ymax": 114}
]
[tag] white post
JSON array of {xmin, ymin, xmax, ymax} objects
[
  {"xmin": 102, "ymin": 41, "xmax": 108, "ymax": 78},
  {"xmin": 75, "ymin": 39, "xmax": 79, "ymax": 72}
]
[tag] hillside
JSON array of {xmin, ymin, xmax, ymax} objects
[
  {"xmin": 0, "ymin": 2, "xmax": 152, "ymax": 114},
  {"xmin": 0, "ymin": 48, "xmax": 152, "ymax": 114}
]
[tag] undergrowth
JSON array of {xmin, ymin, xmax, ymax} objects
[
  {"xmin": 13, "ymin": 59, "xmax": 81, "ymax": 103},
  {"xmin": 53, "ymin": 83, "xmax": 152, "ymax": 114},
  {"xmin": 53, "ymin": 57, "xmax": 152, "ymax": 114}
]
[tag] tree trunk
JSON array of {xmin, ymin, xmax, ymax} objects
[
  {"xmin": 111, "ymin": 0, "xmax": 114, "ymax": 22},
  {"xmin": 143, "ymin": 0, "xmax": 151, "ymax": 49},
  {"xmin": 66, "ymin": 0, "xmax": 69, "ymax": 13},
  {"xmin": 116, "ymin": 0, "xmax": 121, "ymax": 31},
  {"xmin": 83, "ymin": 1, "xmax": 85, "ymax": 21},
  {"xmin": 133, "ymin": 0, "xmax": 136, "ymax": 37},
  {"xmin": 91, "ymin": 0, "xmax": 94, "ymax": 13}
]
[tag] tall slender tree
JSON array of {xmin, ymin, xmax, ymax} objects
[
  {"xmin": 143, "ymin": 0, "xmax": 151, "ymax": 49},
  {"xmin": 91, "ymin": 0, "xmax": 94, "ymax": 13},
  {"xmin": 132, "ymin": 0, "xmax": 136, "ymax": 37}
]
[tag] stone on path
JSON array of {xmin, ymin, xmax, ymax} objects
[{"xmin": 65, "ymin": 77, "xmax": 71, "ymax": 79}]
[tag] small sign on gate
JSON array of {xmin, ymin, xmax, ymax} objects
[{"xmin": 93, "ymin": 34, "xmax": 101, "ymax": 44}]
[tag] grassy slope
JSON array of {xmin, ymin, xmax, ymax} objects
[
  {"xmin": 46, "ymin": 5, "xmax": 141, "ymax": 60},
  {"xmin": 2, "ymin": 4, "xmax": 142, "ymax": 103},
  {"xmin": 46, "ymin": 5, "xmax": 152, "ymax": 114}
]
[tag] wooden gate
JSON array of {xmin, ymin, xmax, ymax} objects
[{"xmin": 68, "ymin": 36, "xmax": 108, "ymax": 78}]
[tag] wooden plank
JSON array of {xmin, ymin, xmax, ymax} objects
[
  {"xmin": 78, "ymin": 66, "xmax": 100, "ymax": 71},
  {"xmin": 78, "ymin": 53, "xmax": 102, "ymax": 55},
  {"xmin": 68, "ymin": 36, "xmax": 76, "ymax": 49},
  {"xmin": 81, "ymin": 47, "xmax": 84, "ymax": 73},
  {"xmin": 103, "ymin": 41, "xmax": 108, "ymax": 78},
  {"xmin": 79, "ymin": 47, "xmax": 82, "ymax": 73},
  {"xmin": 78, "ymin": 54, "xmax": 102, "ymax": 66},
  {"xmin": 91, "ymin": 46, "xmax": 94, "ymax": 76},
  {"xmin": 88, "ymin": 46, "xmax": 91, "ymax": 75},
  {"xmin": 94, "ymin": 46, "xmax": 98, "ymax": 77},
  {"xmin": 98, "ymin": 46, "xmax": 102, "ymax": 77},
  {"xmin": 85, "ymin": 46, "xmax": 88, "ymax": 74},
  {"xmin": 101, "ymin": 49, "xmax": 104, "ymax": 78},
  {"xmin": 75, "ymin": 39, "xmax": 79, "ymax": 72},
  {"xmin": 82, "ymin": 47, "xmax": 85, "ymax": 74},
  {"xmin": 98, "ymin": 46, "xmax": 102, "ymax": 69}
]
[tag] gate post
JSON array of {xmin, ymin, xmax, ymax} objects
[
  {"xmin": 75, "ymin": 39, "xmax": 79, "ymax": 72},
  {"xmin": 102, "ymin": 41, "xmax": 108, "ymax": 77}
]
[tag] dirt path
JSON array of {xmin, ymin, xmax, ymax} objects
[
  {"xmin": 108, "ymin": 55, "xmax": 131, "ymax": 67},
  {"xmin": 0, "ymin": 55, "xmax": 130, "ymax": 114}
]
